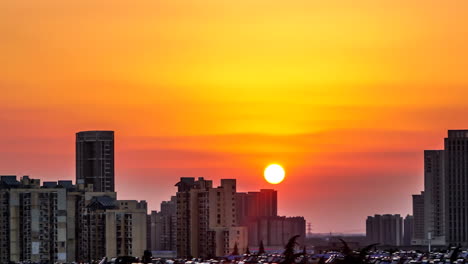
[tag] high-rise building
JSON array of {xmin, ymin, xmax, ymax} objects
[
  {"xmin": 175, "ymin": 177, "xmax": 202, "ymax": 258},
  {"xmin": 0, "ymin": 175, "xmax": 147, "ymax": 263},
  {"xmin": 236, "ymin": 189, "xmax": 278, "ymax": 225},
  {"xmin": 366, "ymin": 214, "xmax": 403, "ymax": 246},
  {"xmin": 75, "ymin": 193, "xmax": 147, "ymax": 262},
  {"xmin": 0, "ymin": 176, "xmax": 69, "ymax": 263},
  {"xmin": 150, "ymin": 196, "xmax": 177, "ymax": 252},
  {"xmin": 76, "ymin": 131, "xmax": 115, "ymax": 192},
  {"xmin": 236, "ymin": 189, "xmax": 305, "ymax": 249},
  {"xmin": 412, "ymin": 192, "xmax": 425, "ymax": 242},
  {"xmin": 445, "ymin": 130, "xmax": 468, "ymax": 245},
  {"xmin": 403, "ymin": 215, "xmax": 414, "ymax": 246},
  {"xmin": 175, "ymin": 177, "xmax": 247, "ymax": 258},
  {"xmin": 424, "ymin": 150, "xmax": 445, "ymax": 244}
]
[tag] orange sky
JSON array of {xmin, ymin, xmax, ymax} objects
[{"xmin": 1, "ymin": 0, "xmax": 468, "ymax": 233}]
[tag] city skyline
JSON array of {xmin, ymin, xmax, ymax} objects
[
  {"xmin": 0, "ymin": 130, "xmax": 306, "ymax": 262},
  {"xmin": 0, "ymin": 128, "xmax": 461, "ymax": 234},
  {"xmin": 3, "ymin": 0, "xmax": 468, "ymax": 234}
]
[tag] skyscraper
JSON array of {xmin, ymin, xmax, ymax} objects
[
  {"xmin": 445, "ymin": 130, "xmax": 468, "ymax": 245},
  {"xmin": 424, "ymin": 150, "xmax": 445, "ymax": 244},
  {"xmin": 76, "ymin": 131, "xmax": 115, "ymax": 192}
]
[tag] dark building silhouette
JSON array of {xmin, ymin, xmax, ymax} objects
[
  {"xmin": 445, "ymin": 130, "xmax": 468, "ymax": 245},
  {"xmin": 412, "ymin": 192, "xmax": 425, "ymax": 241},
  {"xmin": 423, "ymin": 150, "xmax": 445, "ymax": 244},
  {"xmin": 403, "ymin": 215, "xmax": 414, "ymax": 246},
  {"xmin": 236, "ymin": 189, "xmax": 278, "ymax": 225},
  {"xmin": 236, "ymin": 189, "xmax": 305, "ymax": 249},
  {"xmin": 76, "ymin": 131, "xmax": 115, "ymax": 192},
  {"xmin": 410, "ymin": 130, "xmax": 468, "ymax": 246},
  {"xmin": 149, "ymin": 196, "xmax": 177, "ymax": 252},
  {"xmin": 366, "ymin": 214, "xmax": 403, "ymax": 246}
]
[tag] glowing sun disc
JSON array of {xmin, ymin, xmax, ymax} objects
[{"xmin": 264, "ymin": 164, "xmax": 285, "ymax": 184}]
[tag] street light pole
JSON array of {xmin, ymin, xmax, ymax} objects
[{"xmin": 427, "ymin": 232, "xmax": 432, "ymax": 252}]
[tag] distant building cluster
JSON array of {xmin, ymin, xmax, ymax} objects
[
  {"xmin": 367, "ymin": 130, "xmax": 468, "ymax": 247},
  {"xmin": 366, "ymin": 214, "xmax": 403, "ymax": 246},
  {"xmin": 0, "ymin": 130, "xmax": 307, "ymax": 263},
  {"xmin": 0, "ymin": 131, "xmax": 147, "ymax": 264},
  {"xmin": 147, "ymin": 178, "xmax": 306, "ymax": 258}
]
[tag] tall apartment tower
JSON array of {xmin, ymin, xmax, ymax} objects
[
  {"xmin": 76, "ymin": 131, "xmax": 115, "ymax": 192},
  {"xmin": 403, "ymin": 215, "xmax": 414, "ymax": 246},
  {"xmin": 445, "ymin": 130, "xmax": 468, "ymax": 245},
  {"xmin": 236, "ymin": 189, "xmax": 278, "ymax": 225},
  {"xmin": 150, "ymin": 196, "xmax": 177, "ymax": 251},
  {"xmin": 424, "ymin": 150, "xmax": 445, "ymax": 244},
  {"xmin": 0, "ymin": 176, "xmax": 69, "ymax": 263},
  {"xmin": 175, "ymin": 177, "xmax": 247, "ymax": 258},
  {"xmin": 412, "ymin": 192, "xmax": 425, "ymax": 241}
]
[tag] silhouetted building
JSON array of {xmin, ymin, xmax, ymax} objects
[
  {"xmin": 423, "ymin": 150, "xmax": 446, "ymax": 245},
  {"xmin": 236, "ymin": 189, "xmax": 278, "ymax": 225},
  {"xmin": 366, "ymin": 214, "xmax": 403, "ymax": 246},
  {"xmin": 76, "ymin": 131, "xmax": 115, "ymax": 192},
  {"xmin": 245, "ymin": 216, "xmax": 306, "ymax": 249},
  {"xmin": 403, "ymin": 215, "xmax": 414, "ymax": 246},
  {"xmin": 236, "ymin": 189, "xmax": 305, "ymax": 249},
  {"xmin": 412, "ymin": 192, "xmax": 425, "ymax": 242},
  {"xmin": 150, "ymin": 196, "xmax": 177, "ymax": 251},
  {"xmin": 444, "ymin": 130, "xmax": 468, "ymax": 246}
]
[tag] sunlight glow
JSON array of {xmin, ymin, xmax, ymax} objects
[{"xmin": 264, "ymin": 164, "xmax": 285, "ymax": 184}]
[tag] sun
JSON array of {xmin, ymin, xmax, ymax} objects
[{"xmin": 264, "ymin": 164, "xmax": 285, "ymax": 184}]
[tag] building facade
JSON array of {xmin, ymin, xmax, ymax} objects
[
  {"xmin": 245, "ymin": 216, "xmax": 306, "ymax": 250},
  {"xmin": 411, "ymin": 130, "xmax": 468, "ymax": 246},
  {"xmin": 150, "ymin": 196, "xmax": 177, "ymax": 251},
  {"xmin": 76, "ymin": 130, "xmax": 115, "ymax": 192},
  {"xmin": 0, "ymin": 176, "xmax": 69, "ymax": 263},
  {"xmin": 236, "ymin": 189, "xmax": 305, "ymax": 250},
  {"xmin": 0, "ymin": 175, "xmax": 147, "ymax": 264},
  {"xmin": 412, "ymin": 192, "xmax": 425, "ymax": 243},
  {"xmin": 403, "ymin": 215, "xmax": 414, "ymax": 246},
  {"xmin": 366, "ymin": 214, "xmax": 403, "ymax": 246},
  {"xmin": 175, "ymin": 177, "xmax": 247, "ymax": 258},
  {"xmin": 236, "ymin": 189, "xmax": 278, "ymax": 225},
  {"xmin": 445, "ymin": 130, "xmax": 468, "ymax": 245},
  {"xmin": 423, "ymin": 150, "xmax": 446, "ymax": 245}
]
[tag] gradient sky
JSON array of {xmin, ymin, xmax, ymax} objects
[{"xmin": 2, "ymin": 0, "xmax": 468, "ymax": 233}]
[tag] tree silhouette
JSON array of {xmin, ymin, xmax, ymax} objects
[
  {"xmin": 449, "ymin": 246, "xmax": 460, "ymax": 263},
  {"xmin": 335, "ymin": 239, "xmax": 378, "ymax": 264},
  {"xmin": 317, "ymin": 257, "xmax": 326, "ymax": 264},
  {"xmin": 282, "ymin": 235, "xmax": 301, "ymax": 264},
  {"xmin": 141, "ymin": 250, "xmax": 152, "ymax": 264},
  {"xmin": 232, "ymin": 242, "xmax": 239, "ymax": 256},
  {"xmin": 258, "ymin": 240, "xmax": 266, "ymax": 255},
  {"xmin": 245, "ymin": 246, "xmax": 251, "ymax": 255}
]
